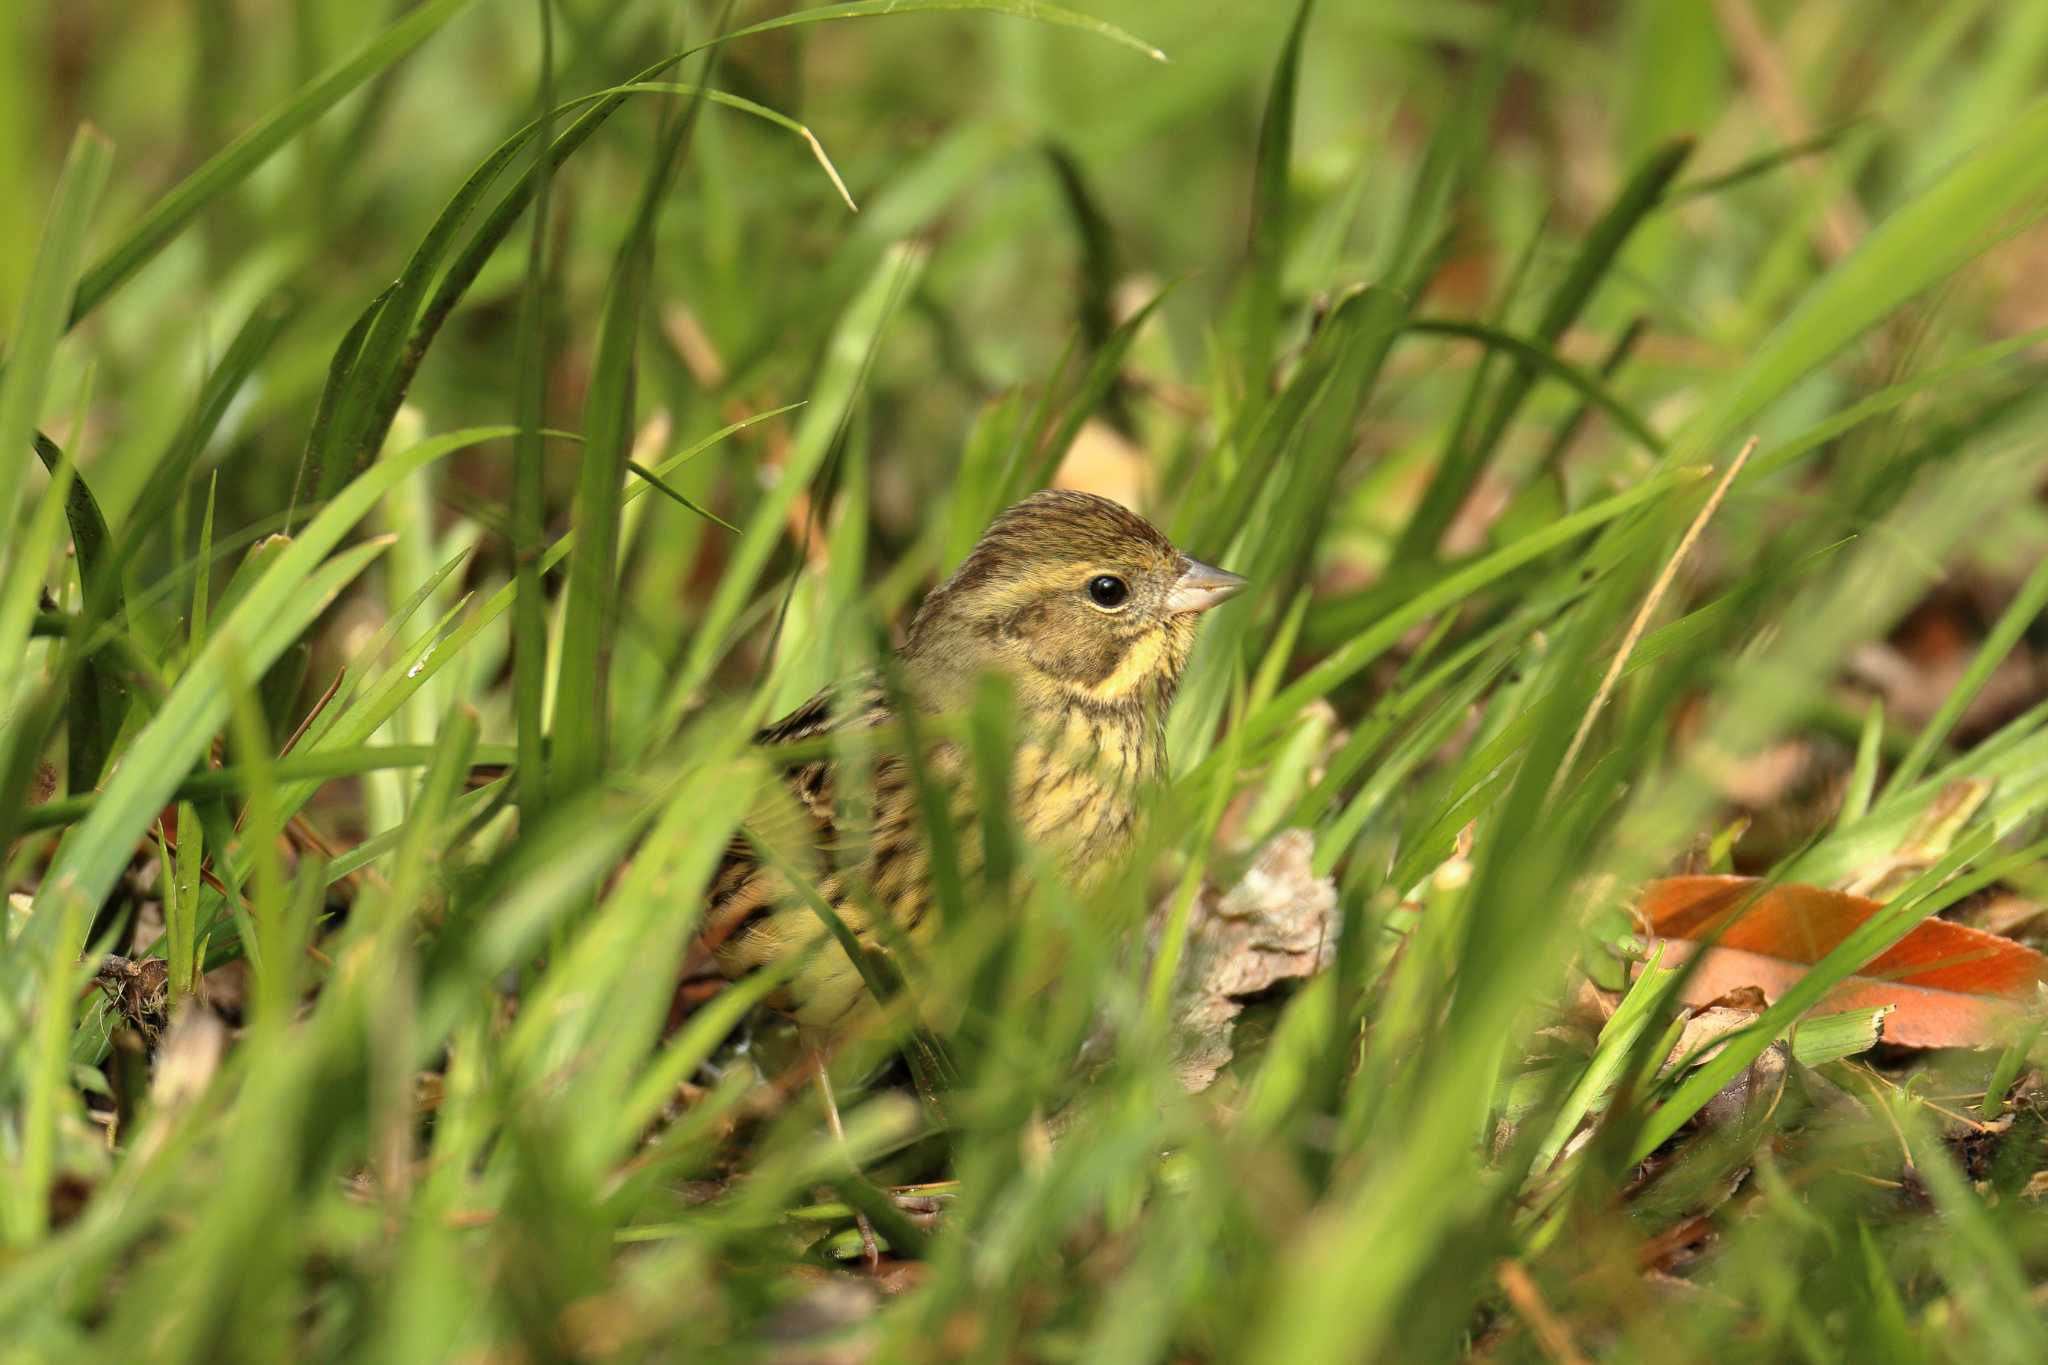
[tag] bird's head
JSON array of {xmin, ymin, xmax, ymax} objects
[{"xmin": 903, "ymin": 490, "xmax": 1245, "ymax": 717}]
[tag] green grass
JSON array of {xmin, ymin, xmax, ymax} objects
[{"xmin": 7, "ymin": 1, "xmax": 2048, "ymax": 1359}]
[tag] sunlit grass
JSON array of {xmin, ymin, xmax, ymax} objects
[{"xmin": 5, "ymin": 1, "xmax": 2048, "ymax": 1359}]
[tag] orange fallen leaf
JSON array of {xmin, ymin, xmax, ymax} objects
[{"xmin": 1637, "ymin": 875, "xmax": 2048, "ymax": 1049}]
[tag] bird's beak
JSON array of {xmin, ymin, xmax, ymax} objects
[{"xmin": 1166, "ymin": 557, "xmax": 1248, "ymax": 614}]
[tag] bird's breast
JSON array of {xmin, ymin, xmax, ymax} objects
[{"xmin": 1012, "ymin": 704, "xmax": 1159, "ymax": 880}]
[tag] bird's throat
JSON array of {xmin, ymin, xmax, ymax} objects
[{"xmin": 1009, "ymin": 693, "xmax": 1164, "ymax": 880}]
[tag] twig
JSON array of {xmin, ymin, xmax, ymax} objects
[
  {"xmin": 1847, "ymin": 1065, "xmax": 1919, "ymax": 1173},
  {"xmin": 1496, "ymin": 1259, "xmax": 1591, "ymax": 1365},
  {"xmin": 280, "ymin": 667, "xmax": 345, "ymax": 759},
  {"xmin": 1553, "ymin": 436, "xmax": 1756, "ymax": 794},
  {"xmin": 1850, "ymin": 1060, "xmax": 1997, "ymax": 1134}
]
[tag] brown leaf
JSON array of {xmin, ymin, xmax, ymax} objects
[
  {"xmin": 1701, "ymin": 984, "xmax": 1767, "ymax": 1012},
  {"xmin": 1638, "ymin": 875, "xmax": 2048, "ymax": 1049}
]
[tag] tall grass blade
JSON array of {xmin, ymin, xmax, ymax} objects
[
  {"xmin": 511, "ymin": 0, "xmax": 556, "ymax": 816},
  {"xmin": 22, "ymin": 428, "xmax": 508, "ymax": 959},
  {"xmin": 1396, "ymin": 137, "xmax": 1691, "ymax": 561},
  {"xmin": 0, "ymin": 128, "xmax": 112, "ymax": 705}
]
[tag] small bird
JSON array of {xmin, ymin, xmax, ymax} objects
[{"xmin": 701, "ymin": 489, "xmax": 1245, "ymax": 1037}]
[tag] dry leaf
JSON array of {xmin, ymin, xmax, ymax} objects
[
  {"xmin": 94, "ymin": 954, "xmax": 170, "ymax": 1043},
  {"xmin": 1697, "ymin": 1040, "xmax": 1790, "ymax": 1131},
  {"xmin": 1664, "ymin": 1004, "xmax": 1761, "ymax": 1070},
  {"xmin": 1157, "ymin": 829, "xmax": 1339, "ymax": 1092},
  {"xmin": 1638, "ymin": 876, "xmax": 2048, "ymax": 1049}
]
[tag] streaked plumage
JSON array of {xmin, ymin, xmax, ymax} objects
[{"xmin": 702, "ymin": 489, "xmax": 1244, "ymax": 1030}]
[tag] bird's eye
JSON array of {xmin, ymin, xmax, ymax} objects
[{"xmin": 1086, "ymin": 574, "xmax": 1130, "ymax": 609}]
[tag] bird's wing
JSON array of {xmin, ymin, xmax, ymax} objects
[
  {"xmin": 756, "ymin": 669, "xmax": 891, "ymax": 809},
  {"xmin": 726, "ymin": 674, "xmax": 894, "ymax": 870},
  {"xmin": 701, "ymin": 675, "xmax": 893, "ymax": 965}
]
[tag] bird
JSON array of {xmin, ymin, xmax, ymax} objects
[
  {"xmin": 702, "ymin": 488, "xmax": 1245, "ymax": 1030},
  {"xmin": 696, "ymin": 489, "xmax": 1243, "ymax": 1259}
]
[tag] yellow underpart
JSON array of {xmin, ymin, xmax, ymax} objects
[{"xmin": 1081, "ymin": 628, "xmax": 1165, "ymax": 702}]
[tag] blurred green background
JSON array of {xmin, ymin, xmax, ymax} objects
[{"xmin": 14, "ymin": 0, "xmax": 2025, "ymax": 579}]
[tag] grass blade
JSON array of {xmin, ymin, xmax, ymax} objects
[
  {"xmin": 1229, "ymin": 0, "xmax": 1313, "ymax": 407},
  {"xmin": 31, "ymin": 434, "xmax": 126, "ymax": 792},
  {"xmin": 670, "ymin": 244, "xmax": 925, "ymax": 709},
  {"xmin": 511, "ymin": 0, "xmax": 557, "ymax": 820},
  {"xmin": 1232, "ymin": 463, "xmax": 1701, "ymax": 758},
  {"xmin": 1402, "ymin": 318, "xmax": 1666, "ymax": 456},
  {"xmin": 21, "ymin": 427, "xmax": 508, "ymax": 955},
  {"xmin": 1396, "ymin": 137, "xmax": 1692, "ymax": 562},
  {"xmin": 0, "ymin": 128, "xmax": 112, "ymax": 704},
  {"xmin": 552, "ymin": 37, "xmax": 713, "ymax": 796},
  {"xmin": 1661, "ymin": 94, "xmax": 2048, "ymax": 473},
  {"xmin": 1883, "ymin": 553, "xmax": 2048, "ymax": 797}
]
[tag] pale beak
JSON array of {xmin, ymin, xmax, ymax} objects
[{"xmin": 1165, "ymin": 557, "xmax": 1248, "ymax": 614}]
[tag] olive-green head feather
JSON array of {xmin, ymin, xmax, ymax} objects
[{"xmin": 903, "ymin": 490, "xmax": 1244, "ymax": 717}]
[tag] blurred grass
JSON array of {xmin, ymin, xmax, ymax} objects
[{"xmin": 7, "ymin": 0, "xmax": 2048, "ymax": 1360}]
